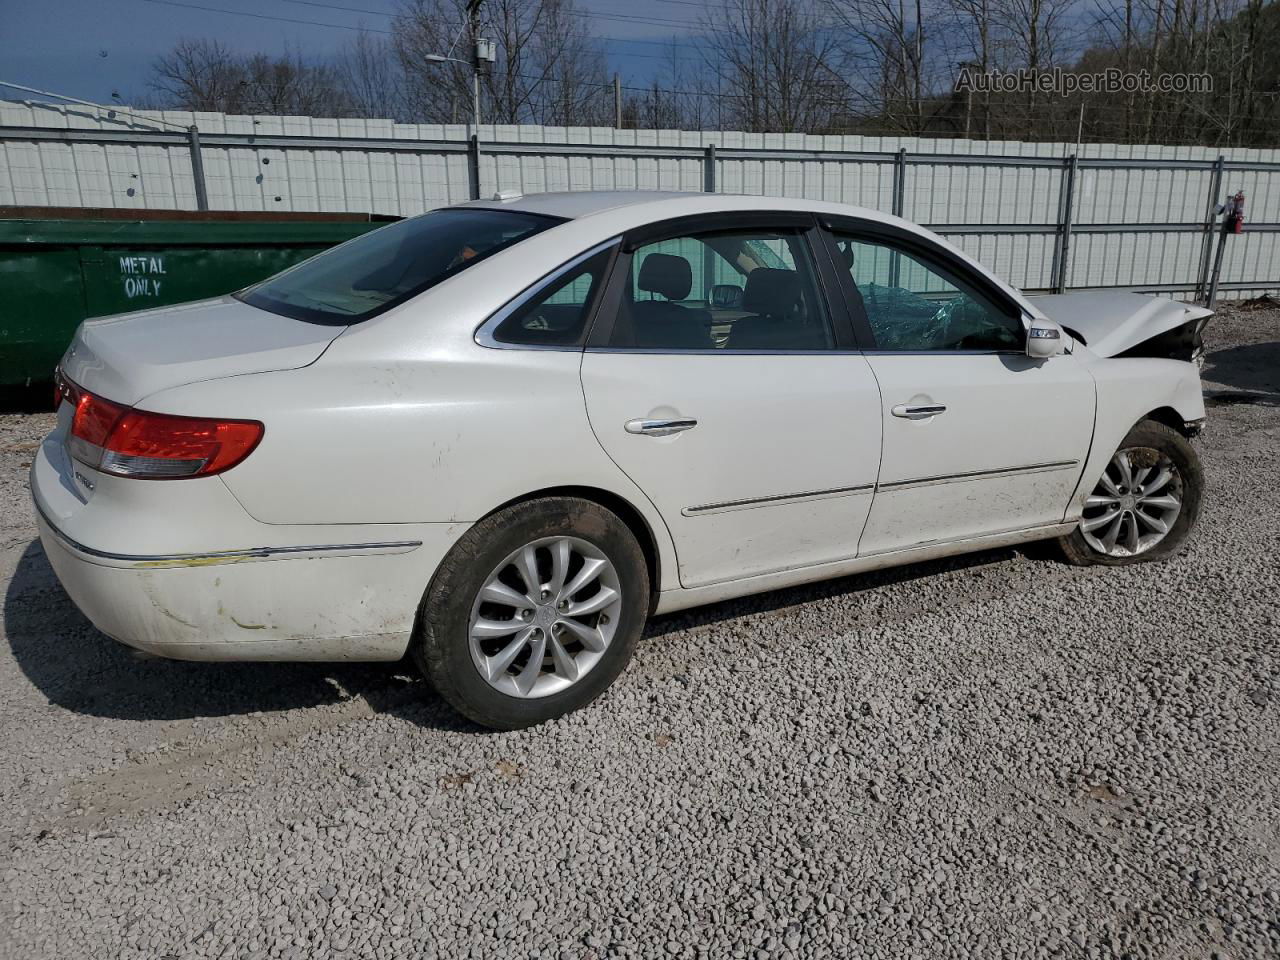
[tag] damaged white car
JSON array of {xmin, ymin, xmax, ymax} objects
[{"xmin": 31, "ymin": 192, "xmax": 1209, "ymax": 728}]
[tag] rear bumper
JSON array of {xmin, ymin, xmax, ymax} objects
[{"xmin": 30, "ymin": 438, "xmax": 467, "ymax": 662}]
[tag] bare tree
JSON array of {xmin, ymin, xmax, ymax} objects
[
  {"xmin": 704, "ymin": 0, "xmax": 848, "ymax": 133},
  {"xmin": 824, "ymin": 0, "xmax": 936, "ymax": 133},
  {"xmin": 239, "ymin": 47, "xmax": 350, "ymax": 116},
  {"xmin": 994, "ymin": 0, "xmax": 1075, "ymax": 124},
  {"xmin": 338, "ymin": 28, "xmax": 406, "ymax": 119},
  {"xmin": 148, "ymin": 38, "xmax": 247, "ymax": 112},
  {"xmin": 1076, "ymin": 0, "xmax": 1280, "ymax": 146},
  {"xmin": 148, "ymin": 38, "xmax": 353, "ymax": 116},
  {"xmin": 622, "ymin": 39, "xmax": 714, "ymax": 130},
  {"xmin": 946, "ymin": 0, "xmax": 1006, "ymax": 136},
  {"xmin": 395, "ymin": 0, "xmax": 610, "ymax": 126},
  {"xmin": 525, "ymin": 0, "xmax": 612, "ymax": 125}
]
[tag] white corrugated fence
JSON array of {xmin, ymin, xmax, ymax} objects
[{"xmin": 2, "ymin": 99, "xmax": 1277, "ymax": 300}]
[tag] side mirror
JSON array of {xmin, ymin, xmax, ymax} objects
[
  {"xmin": 711, "ymin": 284, "xmax": 743, "ymax": 309},
  {"xmin": 1026, "ymin": 318, "xmax": 1065, "ymax": 359}
]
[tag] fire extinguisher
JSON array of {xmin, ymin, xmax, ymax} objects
[
  {"xmin": 1207, "ymin": 190, "xmax": 1246, "ymax": 307},
  {"xmin": 1230, "ymin": 190, "xmax": 1246, "ymax": 234},
  {"xmin": 1221, "ymin": 190, "xmax": 1246, "ymax": 234}
]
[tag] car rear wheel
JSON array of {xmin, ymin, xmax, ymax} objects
[
  {"xmin": 412, "ymin": 497, "xmax": 649, "ymax": 729},
  {"xmin": 1059, "ymin": 419, "xmax": 1203, "ymax": 566}
]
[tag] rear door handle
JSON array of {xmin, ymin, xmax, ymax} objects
[
  {"xmin": 625, "ymin": 418, "xmax": 698, "ymax": 436},
  {"xmin": 891, "ymin": 403, "xmax": 946, "ymax": 420}
]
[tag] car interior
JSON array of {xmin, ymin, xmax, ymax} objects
[
  {"xmin": 493, "ymin": 225, "xmax": 1025, "ymax": 353},
  {"xmin": 610, "ymin": 231, "xmax": 834, "ymax": 350}
]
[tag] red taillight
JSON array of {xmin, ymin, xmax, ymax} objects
[
  {"xmin": 63, "ymin": 376, "xmax": 263, "ymax": 479},
  {"xmin": 73, "ymin": 385, "xmax": 128, "ymax": 446},
  {"xmin": 101, "ymin": 409, "xmax": 264, "ymax": 478},
  {"xmin": 53, "ymin": 366, "xmax": 75, "ymax": 412}
]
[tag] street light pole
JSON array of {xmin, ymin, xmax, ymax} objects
[
  {"xmin": 468, "ymin": 0, "xmax": 483, "ymax": 136},
  {"xmin": 425, "ymin": 2, "xmax": 491, "ymax": 141}
]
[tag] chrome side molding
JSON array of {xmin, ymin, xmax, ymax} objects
[
  {"xmin": 684, "ymin": 483, "xmax": 874, "ymax": 517},
  {"xmin": 34, "ymin": 501, "xmax": 422, "ymax": 569},
  {"xmin": 879, "ymin": 459, "xmax": 1079, "ymax": 492}
]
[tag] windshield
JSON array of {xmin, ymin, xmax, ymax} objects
[{"xmin": 237, "ymin": 207, "xmax": 562, "ymax": 324}]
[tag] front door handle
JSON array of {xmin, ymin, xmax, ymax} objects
[
  {"xmin": 891, "ymin": 403, "xmax": 946, "ymax": 420},
  {"xmin": 625, "ymin": 418, "xmax": 698, "ymax": 437}
]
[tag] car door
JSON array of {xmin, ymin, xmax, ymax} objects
[
  {"xmin": 820, "ymin": 221, "xmax": 1096, "ymax": 555},
  {"xmin": 579, "ymin": 214, "xmax": 883, "ymax": 589}
]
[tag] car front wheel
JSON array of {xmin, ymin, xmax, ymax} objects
[
  {"xmin": 1059, "ymin": 419, "xmax": 1203, "ymax": 566},
  {"xmin": 413, "ymin": 496, "xmax": 650, "ymax": 729}
]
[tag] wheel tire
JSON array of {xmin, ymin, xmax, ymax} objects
[
  {"xmin": 412, "ymin": 497, "xmax": 649, "ymax": 729},
  {"xmin": 1058, "ymin": 419, "xmax": 1203, "ymax": 567}
]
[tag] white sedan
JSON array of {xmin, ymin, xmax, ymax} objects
[{"xmin": 31, "ymin": 191, "xmax": 1210, "ymax": 728}]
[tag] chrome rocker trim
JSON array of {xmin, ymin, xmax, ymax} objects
[{"xmin": 34, "ymin": 500, "xmax": 422, "ymax": 569}]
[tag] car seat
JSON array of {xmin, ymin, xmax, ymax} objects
[
  {"xmin": 629, "ymin": 253, "xmax": 712, "ymax": 349},
  {"xmin": 726, "ymin": 268, "xmax": 829, "ymax": 350}
]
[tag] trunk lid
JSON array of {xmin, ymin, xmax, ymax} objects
[
  {"xmin": 1029, "ymin": 292, "xmax": 1212, "ymax": 360},
  {"xmin": 59, "ymin": 295, "xmax": 341, "ymax": 406}
]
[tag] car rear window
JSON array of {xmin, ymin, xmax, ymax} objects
[{"xmin": 237, "ymin": 208, "xmax": 563, "ymax": 324}]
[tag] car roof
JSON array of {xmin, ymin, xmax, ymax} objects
[
  {"xmin": 450, "ymin": 190, "xmax": 1041, "ymax": 322},
  {"xmin": 460, "ymin": 190, "xmax": 697, "ymax": 220},
  {"xmin": 459, "ymin": 189, "xmax": 891, "ymax": 223}
]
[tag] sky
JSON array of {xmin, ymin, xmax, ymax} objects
[{"xmin": 0, "ymin": 0, "xmax": 704, "ymax": 109}]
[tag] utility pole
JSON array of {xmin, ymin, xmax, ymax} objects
[
  {"xmin": 468, "ymin": 0, "xmax": 484, "ymax": 136},
  {"xmin": 614, "ymin": 73, "xmax": 622, "ymax": 129},
  {"xmin": 427, "ymin": 3, "xmax": 492, "ymax": 141}
]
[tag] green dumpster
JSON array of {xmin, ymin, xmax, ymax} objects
[{"xmin": 0, "ymin": 207, "xmax": 398, "ymax": 388}]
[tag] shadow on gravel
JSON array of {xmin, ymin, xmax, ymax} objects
[
  {"xmin": 644, "ymin": 544, "xmax": 1027, "ymax": 640},
  {"xmin": 3, "ymin": 540, "xmax": 481, "ymax": 732},
  {"xmin": 8, "ymin": 533, "xmax": 1034, "ymax": 728},
  {"xmin": 1202, "ymin": 340, "xmax": 1280, "ymax": 402}
]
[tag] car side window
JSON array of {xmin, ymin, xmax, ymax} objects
[
  {"xmin": 830, "ymin": 233, "xmax": 1024, "ymax": 352},
  {"xmin": 492, "ymin": 248, "xmax": 613, "ymax": 346},
  {"xmin": 608, "ymin": 229, "xmax": 835, "ymax": 351}
]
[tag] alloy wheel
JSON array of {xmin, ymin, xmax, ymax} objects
[
  {"xmin": 1079, "ymin": 446, "xmax": 1183, "ymax": 558},
  {"xmin": 467, "ymin": 536, "xmax": 623, "ymax": 699}
]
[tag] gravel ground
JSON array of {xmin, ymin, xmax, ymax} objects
[{"xmin": 2, "ymin": 305, "xmax": 1278, "ymax": 960}]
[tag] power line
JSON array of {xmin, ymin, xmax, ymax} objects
[
  {"xmin": 282, "ymin": 0, "xmax": 708, "ymax": 31},
  {"xmin": 138, "ymin": 0, "xmax": 396, "ymax": 33},
  {"xmin": 127, "ymin": 0, "xmax": 710, "ymax": 61}
]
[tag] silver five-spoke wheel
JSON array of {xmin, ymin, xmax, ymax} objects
[
  {"xmin": 468, "ymin": 536, "xmax": 622, "ymax": 699},
  {"xmin": 1079, "ymin": 447, "xmax": 1183, "ymax": 557}
]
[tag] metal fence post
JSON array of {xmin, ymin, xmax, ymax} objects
[
  {"xmin": 467, "ymin": 134, "xmax": 481, "ymax": 201},
  {"xmin": 889, "ymin": 148, "xmax": 907, "ymax": 287},
  {"xmin": 1051, "ymin": 154, "xmax": 1078, "ymax": 294},
  {"xmin": 1206, "ymin": 216, "xmax": 1230, "ymax": 309},
  {"xmin": 187, "ymin": 125, "xmax": 209, "ymax": 211},
  {"xmin": 1195, "ymin": 155, "xmax": 1226, "ymax": 301},
  {"xmin": 703, "ymin": 143, "xmax": 716, "ymax": 193},
  {"xmin": 891, "ymin": 148, "xmax": 907, "ymax": 218}
]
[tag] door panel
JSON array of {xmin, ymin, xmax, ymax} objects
[
  {"xmin": 858, "ymin": 352, "xmax": 1095, "ymax": 554},
  {"xmin": 581, "ymin": 353, "xmax": 882, "ymax": 587},
  {"xmin": 821, "ymin": 224, "xmax": 1097, "ymax": 554}
]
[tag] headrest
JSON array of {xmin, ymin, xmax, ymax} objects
[
  {"xmin": 637, "ymin": 253, "xmax": 692, "ymax": 301},
  {"xmin": 742, "ymin": 268, "xmax": 801, "ymax": 318}
]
